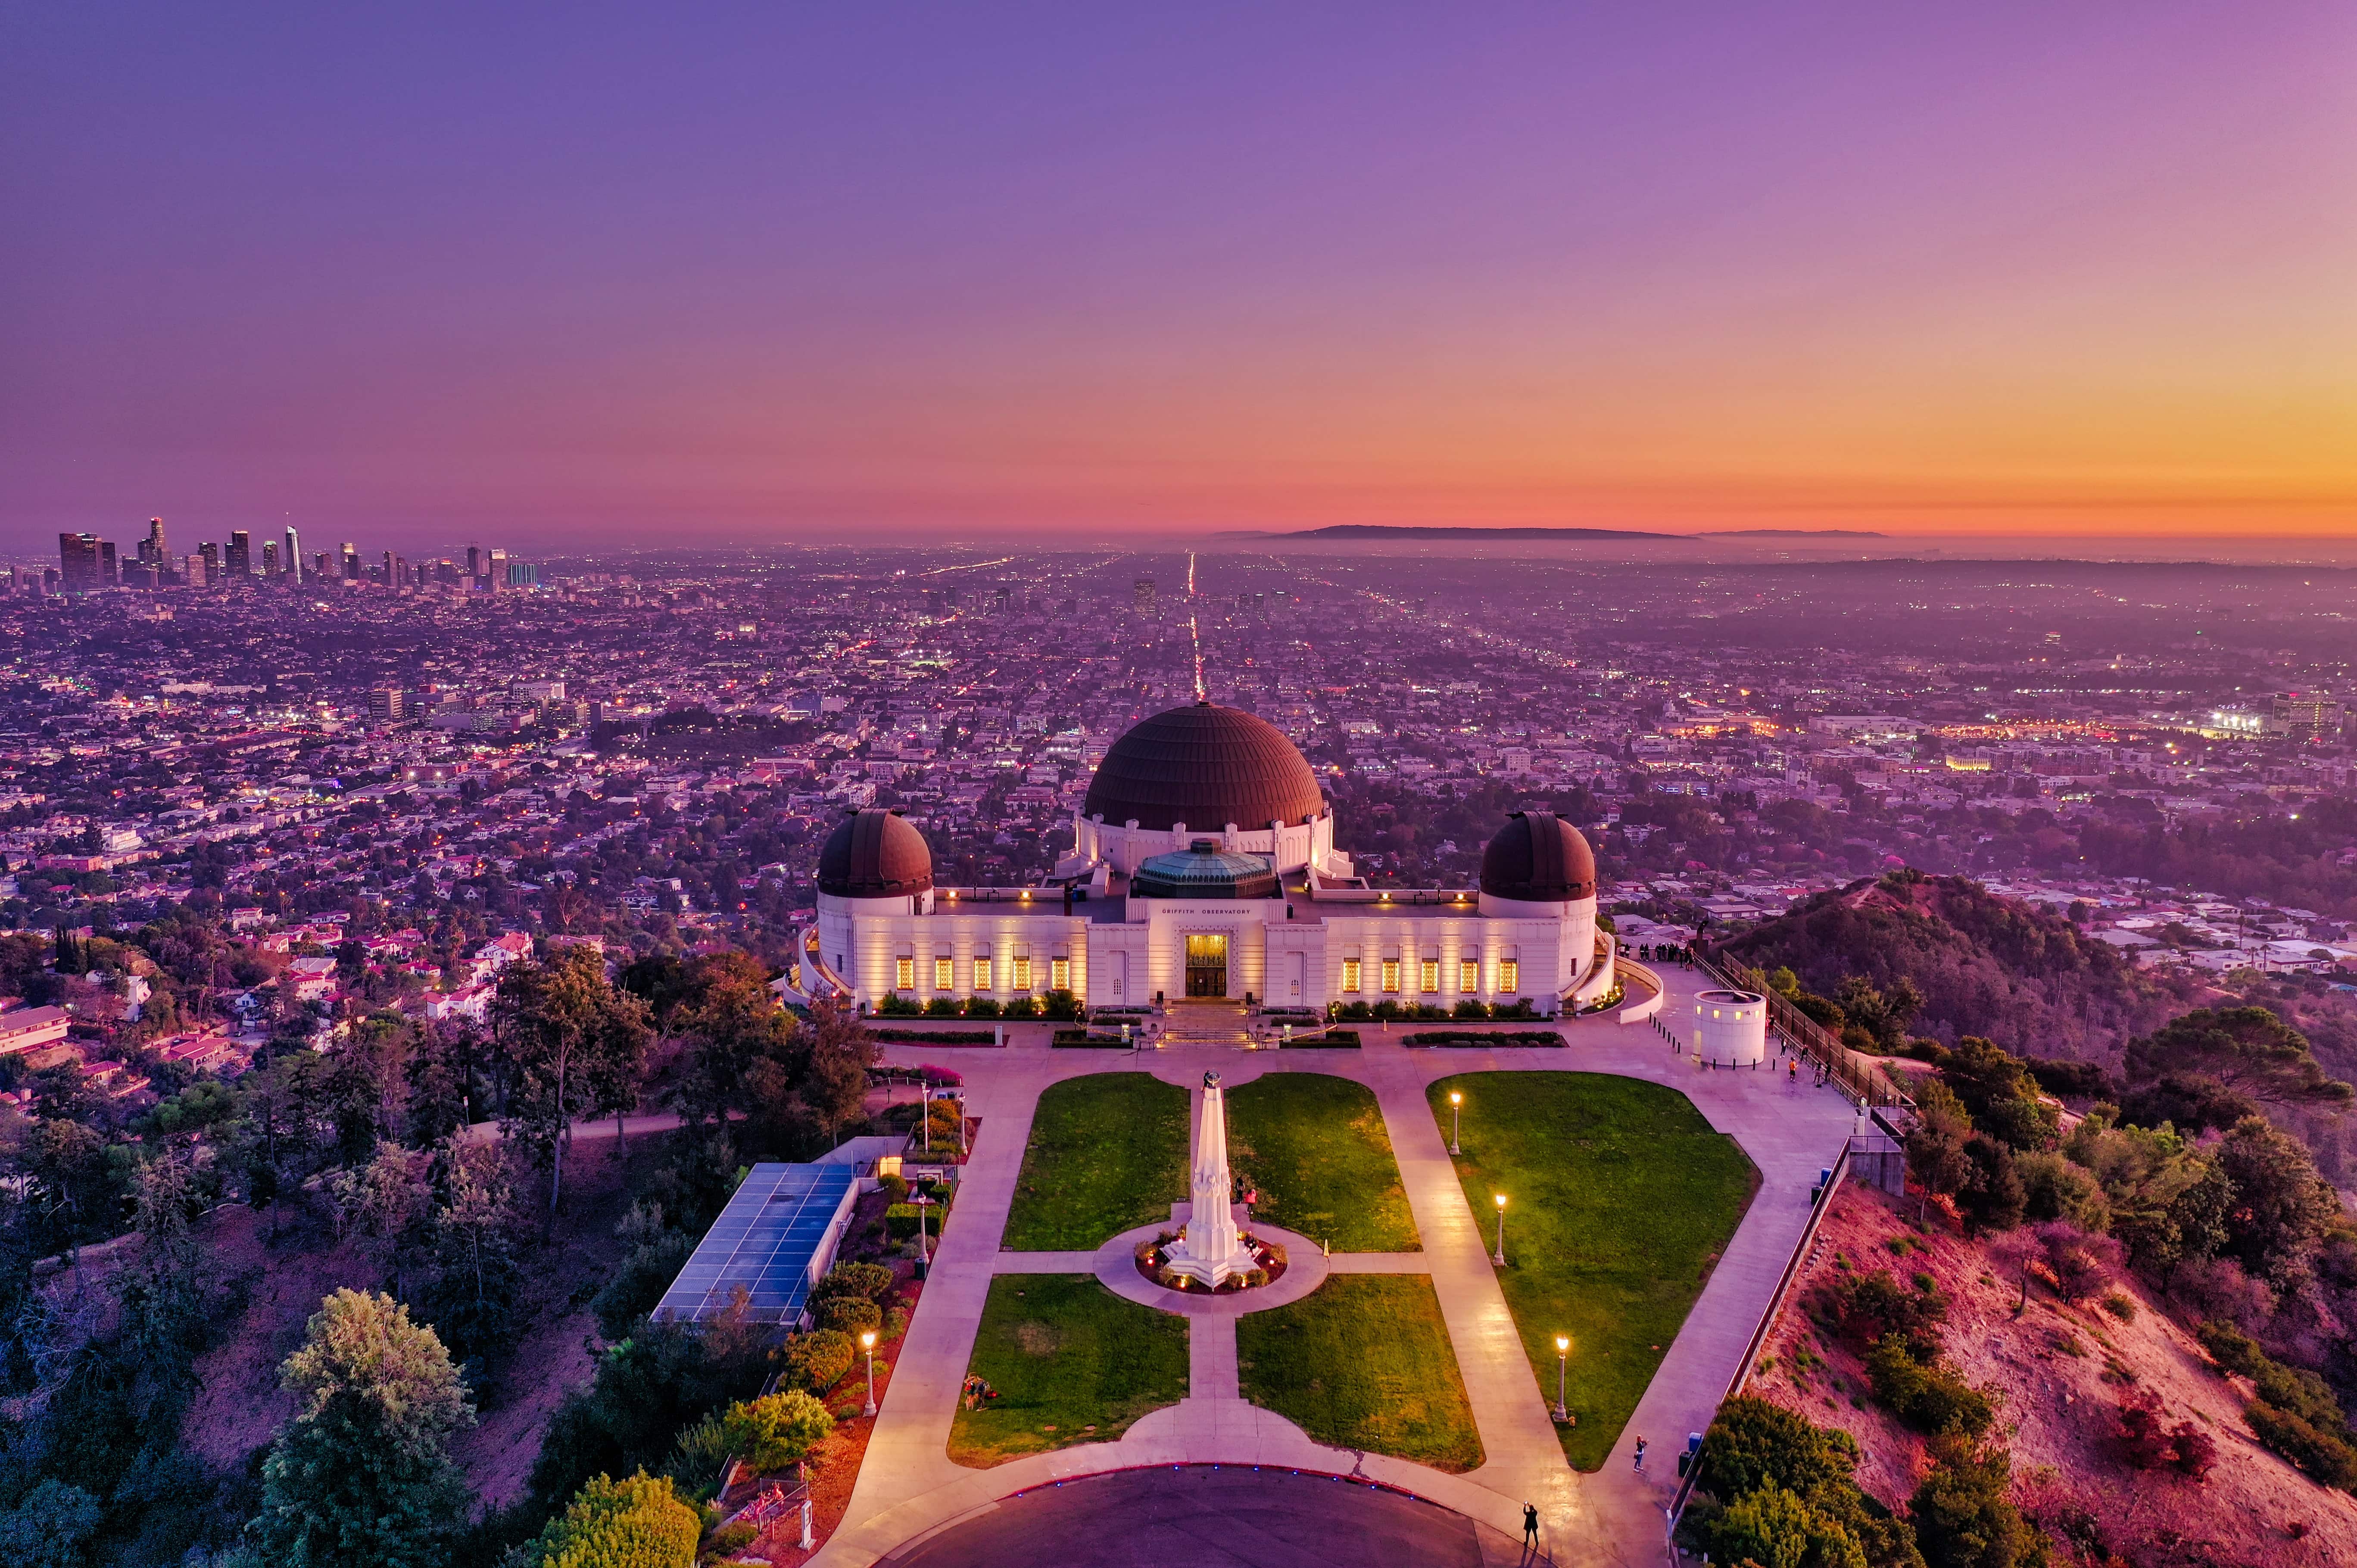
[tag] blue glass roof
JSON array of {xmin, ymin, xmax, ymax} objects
[{"xmin": 652, "ymin": 1163, "xmax": 859, "ymax": 1325}]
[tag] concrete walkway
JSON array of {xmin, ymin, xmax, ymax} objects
[{"xmin": 812, "ymin": 974, "xmax": 1853, "ymax": 1568}]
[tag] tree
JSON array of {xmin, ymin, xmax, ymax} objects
[
  {"xmin": 417, "ymin": 1138, "xmax": 523, "ymax": 1364},
  {"xmin": 1908, "ymin": 1435, "xmax": 2048, "ymax": 1568},
  {"xmin": 2118, "ymin": 1072, "xmax": 2260, "ymax": 1138},
  {"xmin": 2123, "ymin": 1007, "xmax": 2354, "ymax": 1114},
  {"xmin": 1955, "ymin": 1135, "xmax": 2026, "ymax": 1234},
  {"xmin": 1940, "ymin": 1038, "xmax": 2055, "ymax": 1152},
  {"xmin": 496, "ymin": 949, "xmax": 652, "ymax": 1230},
  {"xmin": 519, "ymin": 1470, "xmax": 700, "ymax": 1568},
  {"xmin": 1906, "ymin": 1080, "xmax": 1974, "ymax": 1222},
  {"xmin": 1709, "ymin": 1482, "xmax": 1868, "ymax": 1568},
  {"xmin": 2212, "ymin": 1115, "xmax": 2338, "ymax": 1288},
  {"xmin": 246, "ymin": 1288, "xmax": 476, "ymax": 1568},
  {"xmin": 326, "ymin": 1140, "xmax": 432, "ymax": 1301},
  {"xmin": 0, "ymin": 1480, "xmax": 102, "ymax": 1568}
]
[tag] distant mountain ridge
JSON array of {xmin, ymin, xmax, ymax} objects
[
  {"xmin": 1709, "ymin": 870, "xmax": 2179, "ymax": 1061},
  {"xmin": 1213, "ymin": 524, "xmax": 1884, "ymax": 540}
]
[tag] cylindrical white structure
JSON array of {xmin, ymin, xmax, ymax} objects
[{"xmin": 1693, "ymin": 988, "xmax": 1768, "ymax": 1066}]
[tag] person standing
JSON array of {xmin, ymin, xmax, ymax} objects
[
  {"xmin": 1522, "ymin": 1503, "xmax": 1540, "ymax": 1550},
  {"xmin": 1633, "ymin": 1436, "xmax": 1649, "ymax": 1472}
]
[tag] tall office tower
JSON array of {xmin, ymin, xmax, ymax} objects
[
  {"xmin": 313, "ymin": 551, "xmax": 331, "ymax": 580},
  {"xmin": 198, "ymin": 542, "xmax": 221, "ymax": 583},
  {"xmin": 283, "ymin": 525, "xmax": 302, "ymax": 584},
  {"xmin": 486, "ymin": 547, "xmax": 508, "ymax": 590},
  {"xmin": 466, "ymin": 545, "xmax": 483, "ymax": 583},
  {"xmin": 392, "ymin": 554, "xmax": 408, "ymax": 591},
  {"xmin": 262, "ymin": 542, "xmax": 280, "ymax": 578},
  {"xmin": 381, "ymin": 549, "xmax": 395, "ymax": 584},
  {"xmin": 1133, "ymin": 577, "xmax": 1156, "ymax": 615},
  {"xmin": 183, "ymin": 553, "xmax": 207, "ymax": 587},
  {"xmin": 368, "ymin": 687, "xmax": 406, "ymax": 725},
  {"xmin": 100, "ymin": 541, "xmax": 118, "ymax": 586},
  {"xmin": 58, "ymin": 533, "xmax": 104, "ymax": 593},
  {"xmin": 226, "ymin": 530, "xmax": 252, "ymax": 577},
  {"xmin": 341, "ymin": 542, "xmax": 360, "ymax": 580},
  {"xmin": 505, "ymin": 560, "xmax": 538, "ymax": 588},
  {"xmin": 146, "ymin": 517, "xmax": 169, "ymax": 564}
]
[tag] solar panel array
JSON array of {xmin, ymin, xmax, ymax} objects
[{"xmin": 652, "ymin": 1163, "xmax": 859, "ymax": 1325}]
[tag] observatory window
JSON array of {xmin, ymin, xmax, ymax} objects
[
  {"xmin": 1380, "ymin": 959, "xmax": 1400, "ymax": 994},
  {"xmin": 1341, "ymin": 958, "xmax": 1362, "ymax": 993},
  {"xmin": 1500, "ymin": 959, "xmax": 1520, "ymax": 993},
  {"xmin": 973, "ymin": 956, "xmax": 993, "ymax": 991},
  {"xmin": 1459, "ymin": 959, "xmax": 1478, "ymax": 992},
  {"xmin": 1421, "ymin": 958, "xmax": 1439, "ymax": 993},
  {"xmin": 1013, "ymin": 956, "xmax": 1032, "ymax": 992},
  {"xmin": 1051, "ymin": 957, "xmax": 1070, "ymax": 991},
  {"xmin": 935, "ymin": 957, "xmax": 954, "ymax": 990},
  {"xmin": 895, "ymin": 957, "xmax": 914, "ymax": 991}
]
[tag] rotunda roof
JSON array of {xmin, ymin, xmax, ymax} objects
[
  {"xmin": 1082, "ymin": 702, "xmax": 1324, "ymax": 833},
  {"xmin": 1131, "ymin": 839, "xmax": 1282, "ymax": 900}
]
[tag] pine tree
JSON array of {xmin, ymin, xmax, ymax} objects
[{"xmin": 246, "ymin": 1288, "xmax": 476, "ymax": 1568}]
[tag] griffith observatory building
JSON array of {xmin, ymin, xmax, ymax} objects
[{"xmin": 799, "ymin": 702, "xmax": 1618, "ymax": 1016}]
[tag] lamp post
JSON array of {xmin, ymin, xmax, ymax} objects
[
  {"xmin": 860, "ymin": 1330, "xmax": 878, "ymax": 1416},
  {"xmin": 1492, "ymin": 1192, "xmax": 1507, "ymax": 1267},
  {"xmin": 1553, "ymin": 1335, "xmax": 1571, "ymax": 1423},
  {"xmin": 914, "ymin": 1193, "xmax": 932, "ymax": 1279},
  {"xmin": 1448, "ymin": 1090, "xmax": 1462, "ymax": 1156}
]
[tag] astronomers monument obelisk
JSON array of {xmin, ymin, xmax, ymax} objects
[{"xmin": 1165, "ymin": 1070, "xmax": 1256, "ymax": 1287}]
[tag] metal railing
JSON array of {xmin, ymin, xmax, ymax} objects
[
  {"xmin": 1662, "ymin": 1147, "xmax": 1852, "ymax": 1561},
  {"xmin": 1690, "ymin": 952, "xmax": 1913, "ymax": 1111}
]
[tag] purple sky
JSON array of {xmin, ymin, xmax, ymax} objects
[{"xmin": 6, "ymin": 3, "xmax": 2353, "ymax": 557}]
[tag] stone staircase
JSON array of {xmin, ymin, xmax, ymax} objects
[{"xmin": 1156, "ymin": 1001, "xmax": 1256, "ymax": 1047}]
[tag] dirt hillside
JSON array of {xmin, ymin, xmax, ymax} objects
[{"xmin": 1756, "ymin": 1183, "xmax": 2357, "ymax": 1568}]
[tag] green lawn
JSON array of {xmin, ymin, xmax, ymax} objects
[
  {"xmin": 1003, "ymin": 1072, "xmax": 1188, "ymax": 1249},
  {"xmin": 948, "ymin": 1274, "xmax": 1190, "ymax": 1466},
  {"xmin": 1237, "ymin": 1275, "xmax": 1482, "ymax": 1472},
  {"xmin": 1429, "ymin": 1072, "xmax": 1758, "ymax": 1469},
  {"xmin": 1226, "ymin": 1071, "xmax": 1419, "ymax": 1252}
]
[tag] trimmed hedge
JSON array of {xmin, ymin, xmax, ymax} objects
[
  {"xmin": 816, "ymin": 1296, "xmax": 882, "ymax": 1337},
  {"xmin": 1402, "ymin": 1029, "xmax": 1564, "ymax": 1047},
  {"xmin": 1280, "ymin": 1030, "xmax": 1361, "ymax": 1047},
  {"xmin": 869, "ymin": 1028, "xmax": 1000, "ymax": 1044},
  {"xmin": 1052, "ymin": 1030, "xmax": 1131, "ymax": 1048},
  {"xmin": 780, "ymin": 1329, "xmax": 854, "ymax": 1393},
  {"xmin": 885, "ymin": 1203, "xmax": 947, "ymax": 1241}
]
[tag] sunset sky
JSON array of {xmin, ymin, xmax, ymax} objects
[{"xmin": 6, "ymin": 3, "xmax": 2354, "ymax": 554}]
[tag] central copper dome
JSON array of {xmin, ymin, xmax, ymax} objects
[{"xmin": 1082, "ymin": 702, "xmax": 1324, "ymax": 833}]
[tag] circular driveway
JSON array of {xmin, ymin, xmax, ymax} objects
[{"xmin": 875, "ymin": 1465, "xmax": 1508, "ymax": 1567}]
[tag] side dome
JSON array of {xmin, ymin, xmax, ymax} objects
[
  {"xmin": 818, "ymin": 809, "xmax": 933, "ymax": 898},
  {"xmin": 1082, "ymin": 701, "xmax": 1324, "ymax": 833},
  {"xmin": 1479, "ymin": 811, "xmax": 1596, "ymax": 902}
]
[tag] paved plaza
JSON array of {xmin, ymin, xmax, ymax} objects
[{"xmin": 814, "ymin": 965, "xmax": 1855, "ymax": 1568}]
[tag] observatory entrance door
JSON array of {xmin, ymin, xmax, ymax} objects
[{"xmin": 1184, "ymin": 935, "xmax": 1229, "ymax": 998}]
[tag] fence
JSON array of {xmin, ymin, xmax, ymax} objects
[
  {"xmin": 1662, "ymin": 1147, "xmax": 1851, "ymax": 1561},
  {"xmin": 1690, "ymin": 952, "xmax": 1913, "ymax": 1110}
]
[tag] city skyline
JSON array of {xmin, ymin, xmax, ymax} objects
[{"xmin": 7, "ymin": 4, "xmax": 2354, "ymax": 554}]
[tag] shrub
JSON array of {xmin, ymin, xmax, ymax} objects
[
  {"xmin": 1451, "ymin": 998, "xmax": 1489, "ymax": 1019},
  {"xmin": 965, "ymin": 997, "xmax": 1001, "ymax": 1018},
  {"xmin": 780, "ymin": 1329, "xmax": 855, "ymax": 1394},
  {"xmin": 876, "ymin": 1173, "xmax": 909, "ymax": 1204},
  {"xmin": 1866, "ymin": 1335, "xmax": 1992, "ymax": 1437},
  {"xmin": 591, "ymin": 1231, "xmax": 698, "ymax": 1341},
  {"xmin": 709, "ymin": 1522, "xmax": 759, "ymax": 1554},
  {"xmin": 2116, "ymin": 1388, "xmax": 2173, "ymax": 1469},
  {"xmin": 885, "ymin": 1203, "xmax": 944, "ymax": 1241},
  {"xmin": 875, "ymin": 992, "xmax": 921, "ymax": 1016},
  {"xmin": 1910, "ymin": 1436, "xmax": 2044, "ymax": 1568},
  {"xmin": 923, "ymin": 996, "xmax": 960, "ymax": 1016},
  {"xmin": 2245, "ymin": 1401, "xmax": 2357, "ymax": 1490},
  {"xmin": 1039, "ymin": 989, "xmax": 1083, "ymax": 1020},
  {"xmin": 2195, "ymin": 1319, "xmax": 2264, "ymax": 1378},
  {"xmin": 816, "ymin": 1296, "xmax": 881, "ymax": 1337},
  {"xmin": 659, "ymin": 1413, "xmax": 733, "ymax": 1494},
  {"xmin": 2170, "ymin": 1420, "xmax": 2217, "ymax": 1480},
  {"xmin": 519, "ymin": 1470, "xmax": 701, "ymax": 1568},
  {"xmin": 1698, "ymin": 1395, "xmax": 1860, "ymax": 1500},
  {"xmin": 723, "ymin": 1390, "xmax": 835, "ymax": 1471},
  {"xmin": 811, "ymin": 1261, "xmax": 895, "ymax": 1306},
  {"xmin": 1001, "ymin": 996, "xmax": 1040, "ymax": 1019},
  {"xmin": 1823, "ymin": 1269, "xmax": 1945, "ymax": 1354},
  {"xmin": 1706, "ymin": 1483, "xmax": 1864, "ymax": 1568},
  {"xmin": 2098, "ymin": 1291, "xmax": 2136, "ymax": 1324}
]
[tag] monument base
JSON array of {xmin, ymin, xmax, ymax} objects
[{"xmin": 1160, "ymin": 1241, "xmax": 1258, "ymax": 1288}]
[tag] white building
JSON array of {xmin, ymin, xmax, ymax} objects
[{"xmin": 804, "ymin": 703, "xmax": 1615, "ymax": 1016}]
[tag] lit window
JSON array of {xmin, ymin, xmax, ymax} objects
[
  {"xmin": 1051, "ymin": 956, "xmax": 1070, "ymax": 991},
  {"xmin": 935, "ymin": 956, "xmax": 954, "ymax": 990},
  {"xmin": 1421, "ymin": 959, "xmax": 1439, "ymax": 993},
  {"xmin": 1500, "ymin": 959, "xmax": 1520, "ymax": 993},
  {"xmin": 1459, "ymin": 959, "xmax": 1478, "ymax": 992},
  {"xmin": 1381, "ymin": 959, "xmax": 1401, "ymax": 994},
  {"xmin": 1341, "ymin": 958, "xmax": 1362, "ymax": 993},
  {"xmin": 895, "ymin": 957, "xmax": 914, "ymax": 991},
  {"xmin": 973, "ymin": 956, "xmax": 993, "ymax": 991},
  {"xmin": 1013, "ymin": 956, "xmax": 1032, "ymax": 992}
]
